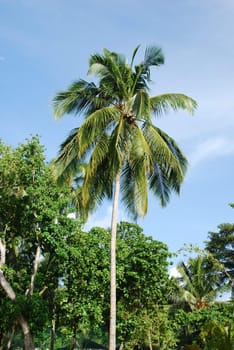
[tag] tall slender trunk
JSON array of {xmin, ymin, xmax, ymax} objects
[
  {"xmin": 109, "ymin": 171, "xmax": 121, "ymax": 350},
  {"xmin": 50, "ymin": 317, "xmax": 56, "ymax": 350}
]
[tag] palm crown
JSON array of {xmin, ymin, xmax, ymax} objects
[
  {"xmin": 176, "ymin": 256, "xmax": 223, "ymax": 310},
  {"xmin": 53, "ymin": 46, "xmax": 197, "ymax": 220}
]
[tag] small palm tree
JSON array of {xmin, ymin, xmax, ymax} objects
[
  {"xmin": 53, "ymin": 45, "xmax": 197, "ymax": 350},
  {"xmin": 201, "ymin": 320, "xmax": 234, "ymax": 350},
  {"xmin": 175, "ymin": 255, "xmax": 223, "ymax": 310}
]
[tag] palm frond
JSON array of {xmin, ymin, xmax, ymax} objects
[
  {"xmin": 132, "ymin": 159, "xmax": 148, "ymax": 217},
  {"xmin": 89, "ymin": 49, "xmax": 130, "ymax": 99},
  {"xmin": 85, "ymin": 133, "xmax": 109, "ymax": 178},
  {"xmin": 133, "ymin": 46, "xmax": 165, "ymax": 83},
  {"xmin": 120, "ymin": 125, "xmax": 152, "ymax": 218},
  {"xmin": 88, "ymin": 62, "xmax": 108, "ymax": 78},
  {"xmin": 78, "ymin": 107, "xmax": 120, "ymax": 154},
  {"xmin": 121, "ymin": 159, "xmax": 148, "ymax": 219},
  {"xmin": 52, "ymin": 128, "xmax": 80, "ymax": 179},
  {"xmin": 121, "ymin": 136, "xmax": 149, "ymax": 219},
  {"xmin": 149, "ymin": 162, "xmax": 171, "ymax": 207},
  {"xmin": 53, "ymin": 80, "xmax": 104, "ymax": 120},
  {"xmin": 142, "ymin": 122, "xmax": 187, "ymax": 205},
  {"xmin": 108, "ymin": 118, "xmax": 125, "ymax": 169},
  {"xmin": 130, "ymin": 45, "xmax": 141, "ymax": 67},
  {"xmin": 88, "ymin": 52, "xmax": 110, "ymax": 72},
  {"xmin": 120, "ymin": 162, "xmax": 137, "ymax": 220},
  {"xmin": 150, "ymin": 93, "xmax": 197, "ymax": 116},
  {"xmin": 143, "ymin": 122, "xmax": 183, "ymax": 174},
  {"xmin": 162, "ymin": 133, "xmax": 188, "ymax": 173},
  {"xmin": 133, "ymin": 90, "xmax": 151, "ymax": 120},
  {"xmin": 152, "ymin": 126, "xmax": 188, "ymax": 192},
  {"xmin": 143, "ymin": 46, "xmax": 164, "ymax": 69},
  {"xmin": 81, "ymin": 153, "xmax": 114, "ymax": 209},
  {"xmin": 103, "ymin": 48, "xmax": 126, "ymax": 65}
]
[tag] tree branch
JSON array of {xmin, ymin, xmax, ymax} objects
[
  {"xmin": 0, "ymin": 238, "xmax": 6, "ymax": 266},
  {"xmin": 0, "ymin": 270, "xmax": 16, "ymax": 300},
  {"xmin": 26, "ymin": 238, "xmax": 41, "ymax": 296}
]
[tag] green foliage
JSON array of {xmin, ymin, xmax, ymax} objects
[
  {"xmin": 51, "ymin": 221, "xmax": 173, "ymax": 348},
  {"xmin": 0, "ymin": 137, "xmax": 79, "ymax": 346},
  {"xmin": 205, "ymin": 221, "xmax": 234, "ymax": 296},
  {"xmin": 1, "ymin": 136, "xmax": 233, "ymax": 350},
  {"xmin": 56, "ymin": 226, "xmax": 110, "ymax": 337},
  {"xmin": 200, "ymin": 320, "xmax": 234, "ymax": 350},
  {"xmin": 173, "ymin": 301, "xmax": 234, "ymax": 349},
  {"xmin": 116, "ymin": 222, "xmax": 170, "ymax": 308},
  {"xmin": 119, "ymin": 305, "xmax": 178, "ymax": 350},
  {"xmin": 115, "ymin": 222, "xmax": 174, "ymax": 348},
  {"xmin": 184, "ymin": 345, "xmax": 202, "ymax": 350}
]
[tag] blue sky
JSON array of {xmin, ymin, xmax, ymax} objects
[{"xmin": 1, "ymin": 0, "xmax": 234, "ymax": 257}]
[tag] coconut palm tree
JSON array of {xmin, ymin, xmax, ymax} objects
[
  {"xmin": 53, "ymin": 45, "xmax": 197, "ymax": 350},
  {"xmin": 174, "ymin": 255, "xmax": 223, "ymax": 310}
]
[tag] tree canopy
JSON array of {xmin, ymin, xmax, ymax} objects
[
  {"xmin": 205, "ymin": 221, "xmax": 234, "ymax": 297},
  {"xmin": 0, "ymin": 137, "xmax": 77, "ymax": 349}
]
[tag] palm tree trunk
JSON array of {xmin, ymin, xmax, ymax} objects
[{"xmin": 109, "ymin": 171, "xmax": 121, "ymax": 350}]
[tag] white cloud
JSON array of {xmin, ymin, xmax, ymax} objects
[{"xmin": 189, "ymin": 137, "xmax": 234, "ymax": 167}]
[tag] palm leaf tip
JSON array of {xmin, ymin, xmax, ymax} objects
[
  {"xmin": 150, "ymin": 94, "xmax": 198, "ymax": 116},
  {"xmin": 144, "ymin": 46, "xmax": 165, "ymax": 67},
  {"xmin": 53, "ymin": 93, "xmax": 68, "ymax": 120},
  {"xmin": 130, "ymin": 45, "xmax": 141, "ymax": 67},
  {"xmin": 183, "ymin": 96, "xmax": 198, "ymax": 114}
]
